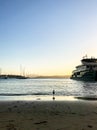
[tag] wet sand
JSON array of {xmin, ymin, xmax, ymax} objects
[{"xmin": 0, "ymin": 100, "xmax": 97, "ymax": 130}]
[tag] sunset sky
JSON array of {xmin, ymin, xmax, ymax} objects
[{"xmin": 0, "ymin": 0, "xmax": 97, "ymax": 76}]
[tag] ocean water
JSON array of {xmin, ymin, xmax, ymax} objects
[{"xmin": 0, "ymin": 78, "xmax": 97, "ymax": 101}]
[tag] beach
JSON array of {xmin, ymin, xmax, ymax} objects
[{"xmin": 0, "ymin": 100, "xmax": 97, "ymax": 130}]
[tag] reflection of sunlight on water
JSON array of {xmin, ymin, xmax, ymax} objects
[
  {"xmin": 0, "ymin": 96, "xmax": 78, "ymax": 101},
  {"xmin": 54, "ymin": 96, "xmax": 78, "ymax": 101},
  {"xmin": 35, "ymin": 96, "xmax": 78, "ymax": 101}
]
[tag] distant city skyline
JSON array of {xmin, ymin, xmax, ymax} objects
[{"xmin": 0, "ymin": 0, "xmax": 97, "ymax": 76}]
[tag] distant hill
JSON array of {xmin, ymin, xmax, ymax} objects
[
  {"xmin": 30, "ymin": 75, "xmax": 70, "ymax": 79},
  {"xmin": 0, "ymin": 74, "xmax": 28, "ymax": 79}
]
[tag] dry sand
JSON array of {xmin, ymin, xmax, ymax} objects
[{"xmin": 0, "ymin": 100, "xmax": 97, "ymax": 130}]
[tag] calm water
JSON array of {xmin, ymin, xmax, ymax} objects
[{"xmin": 0, "ymin": 78, "xmax": 97, "ymax": 100}]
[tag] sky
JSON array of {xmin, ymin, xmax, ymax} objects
[{"xmin": 0, "ymin": 0, "xmax": 97, "ymax": 76}]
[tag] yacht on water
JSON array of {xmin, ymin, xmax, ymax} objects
[{"xmin": 70, "ymin": 56, "xmax": 97, "ymax": 81}]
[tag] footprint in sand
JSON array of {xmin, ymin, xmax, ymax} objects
[{"xmin": 6, "ymin": 124, "xmax": 17, "ymax": 130}]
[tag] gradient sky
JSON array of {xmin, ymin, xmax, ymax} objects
[{"xmin": 0, "ymin": 0, "xmax": 97, "ymax": 76}]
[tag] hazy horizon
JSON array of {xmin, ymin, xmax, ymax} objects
[{"xmin": 0, "ymin": 0, "xmax": 97, "ymax": 76}]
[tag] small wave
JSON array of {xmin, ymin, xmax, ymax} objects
[
  {"xmin": 0, "ymin": 93, "xmax": 30, "ymax": 96},
  {"xmin": 33, "ymin": 92, "xmax": 50, "ymax": 95},
  {"xmin": 0, "ymin": 93, "xmax": 50, "ymax": 96}
]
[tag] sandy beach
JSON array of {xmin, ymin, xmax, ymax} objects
[{"xmin": 0, "ymin": 99, "xmax": 97, "ymax": 130}]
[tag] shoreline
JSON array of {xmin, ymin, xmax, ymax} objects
[
  {"xmin": 0, "ymin": 100, "xmax": 97, "ymax": 129},
  {"xmin": 0, "ymin": 95, "xmax": 97, "ymax": 102}
]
